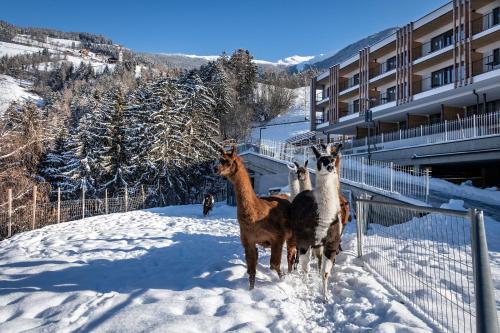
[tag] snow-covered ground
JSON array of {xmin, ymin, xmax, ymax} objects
[
  {"xmin": 0, "ymin": 204, "xmax": 433, "ymax": 332},
  {"xmin": 0, "ymin": 75, "xmax": 43, "ymax": 116},
  {"xmin": 250, "ymin": 86, "xmax": 311, "ymax": 142}
]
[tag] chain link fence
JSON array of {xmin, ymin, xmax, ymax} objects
[{"xmin": 356, "ymin": 198, "xmax": 498, "ymax": 333}]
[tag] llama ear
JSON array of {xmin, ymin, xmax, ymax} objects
[
  {"xmin": 229, "ymin": 145, "xmax": 237, "ymax": 157},
  {"xmin": 335, "ymin": 143, "xmax": 343, "ymax": 152},
  {"xmin": 311, "ymin": 146, "xmax": 321, "ymax": 159},
  {"xmin": 218, "ymin": 146, "xmax": 226, "ymax": 155},
  {"xmin": 287, "ymin": 163, "xmax": 297, "ymax": 171},
  {"xmin": 293, "ymin": 161, "xmax": 300, "ymax": 169},
  {"xmin": 320, "ymin": 143, "xmax": 327, "ymax": 150},
  {"xmin": 304, "ymin": 160, "xmax": 308, "ymax": 168}
]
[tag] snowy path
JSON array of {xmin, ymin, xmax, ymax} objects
[{"xmin": 0, "ymin": 204, "xmax": 431, "ymax": 332}]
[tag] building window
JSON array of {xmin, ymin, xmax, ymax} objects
[
  {"xmin": 386, "ymin": 56, "xmax": 397, "ymax": 71},
  {"xmin": 493, "ymin": 48, "xmax": 500, "ymax": 66},
  {"xmin": 431, "ymin": 66, "xmax": 454, "ymax": 88},
  {"xmin": 431, "ymin": 29, "xmax": 454, "ymax": 52},
  {"xmin": 353, "ymin": 99, "xmax": 359, "ymax": 113},
  {"xmin": 352, "ymin": 73, "xmax": 360, "ymax": 86},
  {"xmin": 493, "ymin": 7, "xmax": 499, "ymax": 26},
  {"xmin": 386, "ymin": 86, "xmax": 396, "ymax": 102}
]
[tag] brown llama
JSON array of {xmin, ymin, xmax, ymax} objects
[{"xmin": 217, "ymin": 145, "xmax": 296, "ymax": 289}]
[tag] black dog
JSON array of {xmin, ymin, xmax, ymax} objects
[{"xmin": 203, "ymin": 194, "xmax": 215, "ymax": 216}]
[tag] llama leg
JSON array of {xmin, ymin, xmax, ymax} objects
[
  {"xmin": 299, "ymin": 247, "xmax": 311, "ymax": 281},
  {"xmin": 321, "ymin": 254, "xmax": 335, "ymax": 301},
  {"xmin": 286, "ymin": 238, "xmax": 297, "ymax": 273},
  {"xmin": 321, "ymin": 227, "xmax": 342, "ymax": 301},
  {"xmin": 244, "ymin": 243, "xmax": 258, "ymax": 290},
  {"xmin": 270, "ymin": 239, "xmax": 284, "ymax": 279},
  {"xmin": 313, "ymin": 246, "xmax": 323, "ymax": 273}
]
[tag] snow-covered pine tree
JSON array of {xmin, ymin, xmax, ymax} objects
[
  {"xmin": 96, "ymin": 86, "xmax": 131, "ymax": 195},
  {"xmin": 38, "ymin": 127, "xmax": 79, "ymax": 199}
]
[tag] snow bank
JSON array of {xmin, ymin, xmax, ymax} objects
[
  {"xmin": 0, "ymin": 204, "xmax": 431, "ymax": 332},
  {"xmin": 0, "ymin": 75, "xmax": 43, "ymax": 116},
  {"xmin": 430, "ymin": 178, "xmax": 500, "ymax": 207}
]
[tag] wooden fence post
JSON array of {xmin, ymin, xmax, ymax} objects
[
  {"xmin": 57, "ymin": 187, "xmax": 61, "ymax": 224},
  {"xmin": 124, "ymin": 187, "xmax": 128, "ymax": 212},
  {"xmin": 105, "ymin": 189, "xmax": 108, "ymax": 214},
  {"xmin": 7, "ymin": 188, "xmax": 12, "ymax": 238},
  {"xmin": 82, "ymin": 187, "xmax": 85, "ymax": 219},
  {"xmin": 141, "ymin": 185, "xmax": 145, "ymax": 209},
  {"xmin": 32, "ymin": 185, "xmax": 37, "ymax": 230}
]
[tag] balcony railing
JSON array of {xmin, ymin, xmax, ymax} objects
[
  {"xmin": 341, "ymin": 110, "xmax": 500, "ymax": 155},
  {"xmin": 371, "ymin": 91, "xmax": 396, "ymax": 108},
  {"xmin": 412, "ymin": 36, "xmax": 455, "ymax": 61},
  {"xmin": 472, "ymin": 54, "xmax": 500, "ymax": 77},
  {"xmin": 316, "ymin": 92, "xmax": 328, "ymax": 102},
  {"xmin": 472, "ymin": 9, "xmax": 500, "ymax": 35},
  {"xmin": 340, "ymin": 76, "xmax": 359, "ymax": 92}
]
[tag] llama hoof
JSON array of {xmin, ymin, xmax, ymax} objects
[{"xmin": 249, "ymin": 276, "xmax": 255, "ymax": 290}]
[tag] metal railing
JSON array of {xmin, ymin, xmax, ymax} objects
[
  {"xmin": 342, "ymin": 110, "xmax": 500, "ymax": 155},
  {"xmin": 356, "ymin": 199, "xmax": 498, "ymax": 333},
  {"xmin": 242, "ymin": 139, "xmax": 430, "ymax": 202},
  {"xmin": 0, "ymin": 185, "xmax": 228, "ymax": 240},
  {"xmin": 472, "ymin": 9, "xmax": 500, "ymax": 35}
]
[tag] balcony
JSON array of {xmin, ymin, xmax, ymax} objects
[
  {"xmin": 472, "ymin": 53, "xmax": 500, "ymax": 77},
  {"xmin": 371, "ymin": 91, "xmax": 396, "ymax": 108},
  {"xmin": 413, "ymin": 35, "xmax": 454, "ymax": 61},
  {"xmin": 315, "ymin": 92, "xmax": 329, "ymax": 105},
  {"xmin": 370, "ymin": 61, "xmax": 397, "ymax": 80},
  {"xmin": 472, "ymin": 8, "xmax": 500, "ymax": 35},
  {"xmin": 340, "ymin": 76, "xmax": 359, "ymax": 92}
]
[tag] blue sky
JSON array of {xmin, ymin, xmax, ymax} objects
[{"xmin": 2, "ymin": 0, "xmax": 445, "ymax": 61}]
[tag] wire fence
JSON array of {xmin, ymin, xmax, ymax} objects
[
  {"xmin": 0, "ymin": 185, "xmax": 228, "ymax": 240},
  {"xmin": 356, "ymin": 198, "xmax": 498, "ymax": 333}
]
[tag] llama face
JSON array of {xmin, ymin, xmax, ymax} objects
[
  {"xmin": 311, "ymin": 146, "xmax": 337, "ymax": 175},
  {"xmin": 217, "ymin": 146, "xmax": 238, "ymax": 177},
  {"xmin": 296, "ymin": 160, "xmax": 309, "ymax": 181}
]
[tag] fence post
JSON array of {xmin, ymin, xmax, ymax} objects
[
  {"xmin": 425, "ymin": 168, "xmax": 430, "ymax": 202},
  {"xmin": 32, "ymin": 185, "xmax": 37, "ymax": 230},
  {"xmin": 57, "ymin": 187, "xmax": 61, "ymax": 224},
  {"xmin": 361, "ymin": 157, "xmax": 366, "ymax": 184},
  {"xmin": 124, "ymin": 187, "xmax": 128, "ymax": 212},
  {"xmin": 81, "ymin": 187, "xmax": 85, "ymax": 219},
  {"xmin": 7, "ymin": 188, "xmax": 12, "ymax": 238},
  {"xmin": 141, "ymin": 185, "xmax": 146, "ymax": 209},
  {"xmin": 104, "ymin": 189, "xmax": 108, "ymax": 214},
  {"xmin": 445, "ymin": 120, "xmax": 448, "ymax": 141},
  {"xmin": 390, "ymin": 162, "xmax": 394, "ymax": 192},
  {"xmin": 473, "ymin": 114, "xmax": 477, "ymax": 137},
  {"xmin": 356, "ymin": 199, "xmax": 363, "ymax": 257},
  {"xmin": 470, "ymin": 209, "xmax": 499, "ymax": 333}
]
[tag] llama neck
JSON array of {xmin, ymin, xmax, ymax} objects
[
  {"xmin": 230, "ymin": 161, "xmax": 258, "ymax": 215},
  {"xmin": 288, "ymin": 172, "xmax": 300, "ymax": 201},
  {"xmin": 300, "ymin": 173, "xmax": 312, "ymax": 192},
  {"xmin": 314, "ymin": 171, "xmax": 341, "ymax": 244}
]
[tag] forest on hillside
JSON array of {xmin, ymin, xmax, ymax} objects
[{"xmin": 0, "ymin": 46, "xmax": 315, "ymax": 210}]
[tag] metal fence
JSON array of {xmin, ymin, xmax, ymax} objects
[
  {"xmin": 356, "ymin": 198, "xmax": 498, "ymax": 333},
  {"xmin": 0, "ymin": 186, "xmax": 228, "ymax": 240},
  {"xmin": 241, "ymin": 139, "xmax": 430, "ymax": 202},
  {"xmin": 342, "ymin": 110, "xmax": 500, "ymax": 155}
]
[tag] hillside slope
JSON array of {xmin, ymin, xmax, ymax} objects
[{"xmin": 0, "ymin": 74, "xmax": 43, "ymax": 115}]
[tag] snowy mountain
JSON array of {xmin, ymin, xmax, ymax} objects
[{"xmin": 288, "ymin": 27, "xmax": 398, "ymax": 73}]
